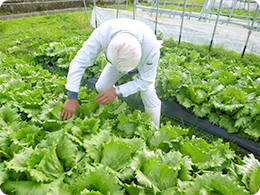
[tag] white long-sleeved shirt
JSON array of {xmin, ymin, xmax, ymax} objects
[{"xmin": 65, "ymin": 18, "xmax": 160, "ymax": 97}]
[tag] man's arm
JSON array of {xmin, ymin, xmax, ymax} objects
[
  {"xmin": 61, "ymin": 28, "xmax": 104, "ymax": 121},
  {"xmin": 65, "ymin": 30, "xmax": 103, "ymax": 93}
]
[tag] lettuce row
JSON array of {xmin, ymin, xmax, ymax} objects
[{"xmin": 156, "ymin": 48, "xmax": 260, "ymax": 140}]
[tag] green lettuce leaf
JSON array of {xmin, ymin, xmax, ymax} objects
[
  {"xmin": 0, "ymin": 163, "xmax": 8, "ymax": 185},
  {"xmin": 137, "ymin": 159, "xmax": 179, "ymax": 193},
  {"xmin": 36, "ymin": 147, "xmax": 64, "ymax": 180},
  {"xmin": 71, "ymin": 164, "xmax": 124, "ymax": 195},
  {"xmin": 219, "ymin": 114, "xmax": 238, "ymax": 133},
  {"xmin": 149, "ymin": 122, "xmax": 188, "ymax": 151},
  {"xmin": 124, "ymin": 181, "xmax": 145, "ymax": 195},
  {"xmin": 1, "ymin": 178, "xmax": 70, "ymax": 195},
  {"xmin": 179, "ymin": 137, "xmax": 234, "ymax": 170},
  {"xmin": 182, "ymin": 172, "xmax": 248, "ymax": 195},
  {"xmin": 80, "ymin": 189, "xmax": 104, "ymax": 195},
  {"xmin": 244, "ymin": 121, "xmax": 260, "ymax": 140},
  {"xmin": 83, "ymin": 129, "xmax": 111, "ymax": 163},
  {"xmin": 101, "ymin": 139, "xmax": 135, "ymax": 171},
  {"xmin": 56, "ymin": 134, "xmax": 78, "ymax": 170},
  {"xmin": 159, "ymin": 150, "xmax": 193, "ymax": 181},
  {"xmin": 236, "ymin": 154, "xmax": 260, "ymax": 194},
  {"xmin": 0, "ymin": 105, "xmax": 21, "ymax": 124},
  {"xmin": 5, "ymin": 147, "xmax": 34, "ymax": 173},
  {"xmin": 188, "ymin": 85, "xmax": 208, "ymax": 104}
]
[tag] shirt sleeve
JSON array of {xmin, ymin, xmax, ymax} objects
[
  {"xmin": 119, "ymin": 44, "xmax": 160, "ymax": 97},
  {"xmin": 65, "ymin": 28, "xmax": 104, "ymax": 93}
]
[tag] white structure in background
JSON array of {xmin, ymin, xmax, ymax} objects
[
  {"xmin": 0, "ymin": 0, "xmax": 6, "ymax": 7},
  {"xmin": 211, "ymin": 0, "xmax": 259, "ymax": 10},
  {"xmin": 90, "ymin": 0, "xmax": 260, "ymax": 57}
]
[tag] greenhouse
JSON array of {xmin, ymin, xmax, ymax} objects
[{"xmin": 0, "ymin": 0, "xmax": 260, "ymax": 194}]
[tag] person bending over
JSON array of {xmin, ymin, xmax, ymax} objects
[{"xmin": 61, "ymin": 18, "xmax": 161, "ymax": 127}]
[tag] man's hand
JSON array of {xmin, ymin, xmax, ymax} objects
[
  {"xmin": 95, "ymin": 87, "xmax": 117, "ymax": 105},
  {"xmin": 61, "ymin": 99, "xmax": 78, "ymax": 121}
]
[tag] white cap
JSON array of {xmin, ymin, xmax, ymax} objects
[{"xmin": 107, "ymin": 33, "xmax": 142, "ymax": 73}]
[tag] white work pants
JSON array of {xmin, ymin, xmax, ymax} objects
[{"xmin": 95, "ymin": 63, "xmax": 161, "ymax": 127}]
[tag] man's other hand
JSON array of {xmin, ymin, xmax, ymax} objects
[
  {"xmin": 95, "ymin": 87, "xmax": 117, "ymax": 105},
  {"xmin": 61, "ymin": 99, "xmax": 78, "ymax": 121}
]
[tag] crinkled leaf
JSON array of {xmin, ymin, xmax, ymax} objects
[
  {"xmin": 0, "ymin": 163, "xmax": 8, "ymax": 185},
  {"xmin": 56, "ymin": 134, "xmax": 78, "ymax": 170},
  {"xmin": 219, "ymin": 115, "xmax": 238, "ymax": 133},
  {"xmin": 72, "ymin": 164, "xmax": 124, "ymax": 195},
  {"xmin": 124, "ymin": 181, "xmax": 145, "ymax": 195},
  {"xmin": 0, "ymin": 113, "xmax": 7, "ymax": 127},
  {"xmin": 50, "ymin": 101, "xmax": 63, "ymax": 120},
  {"xmin": 1, "ymin": 178, "xmax": 70, "ymax": 195},
  {"xmin": 5, "ymin": 147, "xmax": 34, "ymax": 173},
  {"xmin": 80, "ymin": 189, "xmax": 104, "ymax": 195},
  {"xmin": 141, "ymin": 159, "xmax": 179, "ymax": 191},
  {"xmin": 208, "ymin": 112, "xmax": 220, "ymax": 125},
  {"xmin": 101, "ymin": 140, "xmax": 134, "ymax": 171},
  {"xmin": 113, "ymin": 137, "xmax": 146, "ymax": 151},
  {"xmin": 188, "ymin": 86, "xmax": 207, "ymax": 104},
  {"xmin": 160, "ymin": 150, "xmax": 193, "ymax": 181},
  {"xmin": 0, "ymin": 105, "xmax": 21, "ymax": 124},
  {"xmin": 36, "ymin": 147, "xmax": 64, "ymax": 180},
  {"xmin": 182, "ymin": 172, "xmax": 248, "ymax": 195},
  {"xmin": 1, "ymin": 180, "xmax": 49, "ymax": 195},
  {"xmin": 213, "ymin": 102, "xmax": 244, "ymax": 113},
  {"xmin": 83, "ymin": 129, "xmax": 111, "ymax": 163},
  {"xmin": 79, "ymin": 117, "xmax": 101, "ymax": 137},
  {"xmin": 135, "ymin": 169, "xmax": 161, "ymax": 194},
  {"xmin": 176, "ymin": 94, "xmax": 193, "ymax": 108},
  {"xmin": 234, "ymin": 116, "xmax": 252, "ymax": 128},
  {"xmin": 192, "ymin": 102, "xmax": 212, "ymax": 118},
  {"xmin": 149, "ymin": 122, "xmax": 188, "ymax": 151},
  {"xmin": 0, "ymin": 127, "xmax": 11, "ymax": 158},
  {"xmin": 236, "ymin": 154, "xmax": 260, "ymax": 194},
  {"xmin": 244, "ymin": 121, "xmax": 260, "ymax": 139},
  {"xmin": 179, "ymin": 137, "xmax": 234, "ymax": 170},
  {"xmin": 27, "ymin": 168, "xmax": 51, "ymax": 182}
]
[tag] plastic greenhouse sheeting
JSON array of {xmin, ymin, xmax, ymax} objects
[
  {"xmin": 90, "ymin": 7, "xmax": 260, "ymax": 56},
  {"xmin": 42, "ymin": 62, "xmax": 260, "ymax": 159}
]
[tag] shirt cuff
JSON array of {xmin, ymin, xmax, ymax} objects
[{"xmin": 68, "ymin": 90, "xmax": 78, "ymax": 100}]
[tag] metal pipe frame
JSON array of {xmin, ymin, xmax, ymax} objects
[
  {"xmin": 179, "ymin": 0, "xmax": 187, "ymax": 44},
  {"xmin": 170, "ymin": 0, "xmax": 176, "ymax": 18},
  {"xmin": 133, "ymin": 0, "xmax": 137, "ymax": 19},
  {"xmin": 159, "ymin": 0, "xmax": 168, "ymax": 17},
  {"xmin": 209, "ymin": 0, "xmax": 223, "ymax": 52},
  {"xmin": 93, "ymin": 0, "xmax": 97, "ymax": 28},
  {"xmin": 173, "ymin": 0, "xmax": 182, "ymax": 18},
  {"xmin": 241, "ymin": 3, "xmax": 259, "ymax": 58},
  {"xmin": 82, "ymin": 0, "xmax": 90, "ymax": 28},
  {"xmin": 198, "ymin": 0, "xmax": 209, "ymax": 21},
  {"xmin": 188, "ymin": 0, "xmax": 195, "ymax": 20},
  {"xmin": 204, "ymin": 0, "xmax": 215, "ymax": 22},
  {"xmin": 150, "ymin": 0, "xmax": 157, "ymax": 16},
  {"xmin": 226, "ymin": 0, "xmax": 238, "ymax": 25},
  {"xmin": 210, "ymin": 0, "xmax": 216, "ymax": 18},
  {"xmin": 116, "ymin": 0, "xmax": 120, "ymax": 18},
  {"xmin": 155, "ymin": 0, "xmax": 159, "ymax": 35}
]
